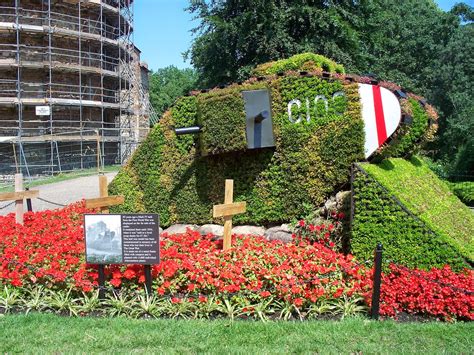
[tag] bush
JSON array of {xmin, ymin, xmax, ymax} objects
[
  {"xmin": 351, "ymin": 157, "xmax": 474, "ymax": 271},
  {"xmin": 376, "ymin": 98, "xmax": 430, "ymax": 159}
]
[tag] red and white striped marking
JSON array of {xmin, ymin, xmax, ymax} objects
[{"xmin": 358, "ymin": 84, "xmax": 401, "ymax": 158}]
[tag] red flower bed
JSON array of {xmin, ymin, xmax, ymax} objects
[
  {"xmin": 376, "ymin": 264, "xmax": 473, "ymax": 321},
  {"xmin": 0, "ymin": 204, "xmax": 472, "ymax": 320},
  {"xmin": 0, "ymin": 203, "xmax": 90, "ymax": 289}
]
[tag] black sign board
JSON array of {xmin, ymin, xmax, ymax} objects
[{"xmin": 84, "ymin": 214, "xmax": 160, "ymax": 265}]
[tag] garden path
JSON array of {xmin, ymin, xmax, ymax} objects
[{"xmin": 0, "ymin": 172, "xmax": 117, "ymax": 215}]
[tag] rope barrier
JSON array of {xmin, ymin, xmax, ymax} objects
[
  {"xmin": 36, "ymin": 197, "xmax": 67, "ymax": 207},
  {"xmin": 0, "ymin": 201, "xmax": 15, "ymax": 210}
]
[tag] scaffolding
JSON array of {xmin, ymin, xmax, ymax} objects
[{"xmin": 0, "ymin": 0, "xmax": 151, "ymax": 178}]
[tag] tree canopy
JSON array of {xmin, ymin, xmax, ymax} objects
[{"xmin": 149, "ymin": 66, "xmax": 198, "ymax": 118}]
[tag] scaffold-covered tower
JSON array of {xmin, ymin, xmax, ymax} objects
[{"xmin": 0, "ymin": 0, "xmax": 153, "ymax": 177}]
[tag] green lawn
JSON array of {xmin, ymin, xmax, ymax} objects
[{"xmin": 0, "ymin": 314, "xmax": 472, "ymax": 353}]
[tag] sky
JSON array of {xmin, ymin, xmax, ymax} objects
[{"xmin": 134, "ymin": 0, "xmax": 473, "ymax": 72}]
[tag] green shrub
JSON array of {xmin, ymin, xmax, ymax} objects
[
  {"xmin": 351, "ymin": 157, "xmax": 474, "ymax": 270},
  {"xmin": 197, "ymin": 89, "xmax": 247, "ymax": 155},
  {"xmin": 110, "ymin": 74, "xmax": 364, "ymax": 226}
]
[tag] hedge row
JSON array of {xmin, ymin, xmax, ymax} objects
[
  {"xmin": 351, "ymin": 157, "xmax": 474, "ymax": 271},
  {"xmin": 110, "ymin": 54, "xmax": 435, "ymax": 227}
]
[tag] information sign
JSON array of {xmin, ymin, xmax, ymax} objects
[
  {"xmin": 84, "ymin": 214, "xmax": 160, "ymax": 265},
  {"xmin": 35, "ymin": 106, "xmax": 51, "ymax": 116}
]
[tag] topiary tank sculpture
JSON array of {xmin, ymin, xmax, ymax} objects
[{"xmin": 110, "ymin": 53, "xmax": 438, "ymax": 227}]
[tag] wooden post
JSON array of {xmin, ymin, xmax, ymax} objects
[
  {"xmin": 15, "ymin": 173, "xmax": 24, "ymax": 225},
  {"xmin": 96, "ymin": 130, "xmax": 101, "ymax": 173},
  {"xmin": 99, "ymin": 175, "xmax": 109, "ymax": 213},
  {"xmin": 213, "ymin": 179, "xmax": 247, "ymax": 251},
  {"xmin": 85, "ymin": 175, "xmax": 124, "ymax": 213},
  {"xmin": 223, "ymin": 180, "xmax": 234, "ymax": 251},
  {"xmin": 0, "ymin": 174, "xmax": 39, "ymax": 225}
]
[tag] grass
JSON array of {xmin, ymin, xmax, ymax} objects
[
  {"xmin": 0, "ymin": 165, "xmax": 120, "ymax": 193},
  {"xmin": 361, "ymin": 157, "xmax": 474, "ymax": 263},
  {"xmin": 0, "ymin": 314, "xmax": 473, "ymax": 353}
]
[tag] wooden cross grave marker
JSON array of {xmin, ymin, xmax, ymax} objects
[
  {"xmin": 0, "ymin": 173, "xmax": 39, "ymax": 225},
  {"xmin": 213, "ymin": 179, "xmax": 247, "ymax": 251},
  {"xmin": 85, "ymin": 175, "xmax": 124, "ymax": 214}
]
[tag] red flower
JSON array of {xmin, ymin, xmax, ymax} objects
[
  {"xmin": 293, "ymin": 298, "xmax": 304, "ymax": 307},
  {"xmin": 123, "ymin": 269, "xmax": 136, "ymax": 280},
  {"xmin": 110, "ymin": 278, "xmax": 121, "ymax": 287}
]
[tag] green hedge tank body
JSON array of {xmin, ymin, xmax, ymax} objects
[{"xmin": 110, "ymin": 53, "xmax": 438, "ymax": 226}]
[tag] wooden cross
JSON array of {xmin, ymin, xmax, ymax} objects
[
  {"xmin": 213, "ymin": 179, "xmax": 247, "ymax": 250},
  {"xmin": 0, "ymin": 173, "xmax": 39, "ymax": 225},
  {"xmin": 85, "ymin": 175, "xmax": 124, "ymax": 214}
]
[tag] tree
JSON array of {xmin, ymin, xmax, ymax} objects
[
  {"xmin": 149, "ymin": 66, "xmax": 198, "ymax": 118},
  {"xmin": 186, "ymin": 0, "xmax": 376, "ymax": 87},
  {"xmin": 430, "ymin": 21, "xmax": 474, "ymax": 175},
  {"xmin": 358, "ymin": 0, "xmax": 459, "ymax": 93}
]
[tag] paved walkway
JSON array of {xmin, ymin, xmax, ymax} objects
[{"xmin": 0, "ymin": 172, "xmax": 118, "ymax": 215}]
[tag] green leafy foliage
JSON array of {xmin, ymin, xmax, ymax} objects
[
  {"xmin": 351, "ymin": 157, "xmax": 474, "ymax": 270},
  {"xmin": 252, "ymin": 53, "xmax": 345, "ymax": 76},
  {"xmin": 431, "ymin": 22, "xmax": 474, "ymax": 176},
  {"xmin": 111, "ymin": 64, "xmax": 366, "ymax": 226},
  {"xmin": 377, "ymin": 99, "xmax": 429, "ymax": 159},
  {"xmin": 186, "ymin": 0, "xmax": 370, "ymax": 87},
  {"xmin": 197, "ymin": 90, "xmax": 247, "ymax": 155},
  {"xmin": 149, "ymin": 66, "xmax": 198, "ymax": 118},
  {"xmin": 447, "ymin": 181, "xmax": 474, "ymax": 206},
  {"xmin": 111, "ymin": 52, "xmax": 438, "ymax": 227}
]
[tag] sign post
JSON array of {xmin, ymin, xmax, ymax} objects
[
  {"xmin": 0, "ymin": 174, "xmax": 39, "ymax": 225},
  {"xmin": 85, "ymin": 175, "xmax": 124, "ymax": 298},
  {"xmin": 213, "ymin": 179, "xmax": 247, "ymax": 250},
  {"xmin": 84, "ymin": 214, "xmax": 160, "ymax": 297}
]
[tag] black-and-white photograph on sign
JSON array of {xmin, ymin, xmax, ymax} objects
[
  {"xmin": 85, "ymin": 215, "xmax": 123, "ymax": 264},
  {"xmin": 84, "ymin": 214, "xmax": 160, "ymax": 265}
]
